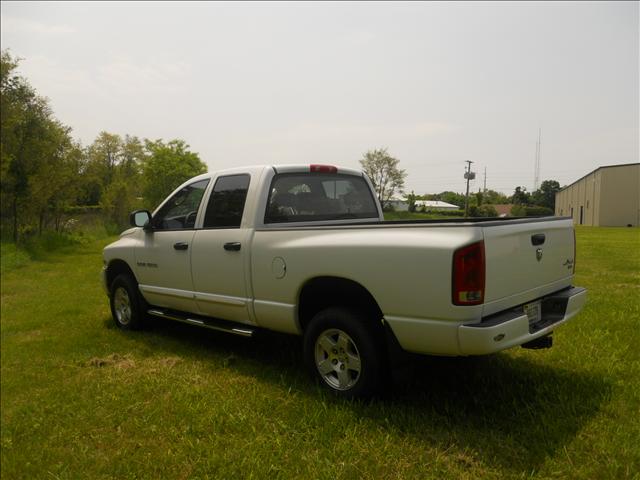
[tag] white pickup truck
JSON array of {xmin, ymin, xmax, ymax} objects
[{"xmin": 102, "ymin": 164, "xmax": 587, "ymax": 397}]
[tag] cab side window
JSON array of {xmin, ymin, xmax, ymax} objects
[
  {"xmin": 203, "ymin": 174, "xmax": 251, "ymax": 228},
  {"xmin": 152, "ymin": 179, "xmax": 210, "ymax": 230}
]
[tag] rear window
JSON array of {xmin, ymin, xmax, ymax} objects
[
  {"xmin": 203, "ymin": 174, "xmax": 250, "ymax": 228},
  {"xmin": 265, "ymin": 173, "xmax": 378, "ymax": 224}
]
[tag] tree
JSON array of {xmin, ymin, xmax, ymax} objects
[
  {"xmin": 28, "ymin": 126, "xmax": 83, "ymax": 233},
  {"xmin": 120, "ymin": 135, "xmax": 145, "ymax": 178},
  {"xmin": 0, "ymin": 50, "xmax": 80, "ymax": 242},
  {"xmin": 359, "ymin": 148, "xmax": 406, "ymax": 207},
  {"xmin": 81, "ymin": 132, "xmax": 125, "ymax": 204},
  {"xmin": 80, "ymin": 132, "xmax": 146, "ymax": 227},
  {"xmin": 511, "ymin": 204, "xmax": 554, "ymax": 217},
  {"xmin": 101, "ymin": 175, "xmax": 138, "ymax": 230},
  {"xmin": 531, "ymin": 180, "xmax": 561, "ymax": 210},
  {"xmin": 142, "ymin": 139, "xmax": 207, "ymax": 209},
  {"xmin": 434, "ymin": 191, "xmax": 467, "ymax": 209},
  {"xmin": 510, "ymin": 186, "xmax": 531, "ymax": 205},
  {"xmin": 469, "ymin": 204, "xmax": 498, "ymax": 217},
  {"xmin": 0, "ymin": 51, "xmax": 20, "ymax": 185},
  {"xmin": 481, "ymin": 189, "xmax": 509, "ymax": 205},
  {"xmin": 406, "ymin": 191, "xmax": 417, "ymax": 213},
  {"xmin": 0, "ymin": 50, "xmax": 209, "ymax": 240}
]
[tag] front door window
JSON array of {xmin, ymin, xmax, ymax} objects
[{"xmin": 152, "ymin": 180, "xmax": 210, "ymax": 230}]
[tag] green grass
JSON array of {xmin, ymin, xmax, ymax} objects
[
  {"xmin": 1, "ymin": 227, "xmax": 639, "ymax": 479},
  {"xmin": 0, "ymin": 243, "xmax": 31, "ymax": 274},
  {"xmin": 1, "ymin": 220, "xmax": 112, "ymax": 275}
]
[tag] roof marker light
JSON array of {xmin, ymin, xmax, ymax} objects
[{"xmin": 310, "ymin": 164, "xmax": 338, "ymax": 174}]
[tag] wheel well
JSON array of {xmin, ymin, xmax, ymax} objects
[
  {"xmin": 298, "ymin": 277, "xmax": 383, "ymax": 332},
  {"xmin": 106, "ymin": 260, "xmax": 137, "ymax": 291}
]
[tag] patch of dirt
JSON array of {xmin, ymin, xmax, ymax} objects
[
  {"xmin": 86, "ymin": 353, "xmax": 136, "ymax": 369},
  {"xmin": 156, "ymin": 356, "xmax": 182, "ymax": 369},
  {"xmin": 85, "ymin": 354, "xmax": 183, "ymax": 372},
  {"xmin": 14, "ymin": 330, "xmax": 43, "ymax": 343}
]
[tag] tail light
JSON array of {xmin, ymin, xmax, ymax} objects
[{"xmin": 452, "ymin": 241, "xmax": 485, "ymax": 305}]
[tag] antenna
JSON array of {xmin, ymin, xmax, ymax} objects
[{"xmin": 534, "ymin": 128, "xmax": 541, "ymax": 190}]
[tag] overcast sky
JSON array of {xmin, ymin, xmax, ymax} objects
[{"xmin": 1, "ymin": 1, "xmax": 638, "ymax": 194}]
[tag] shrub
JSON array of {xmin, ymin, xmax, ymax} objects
[
  {"xmin": 436, "ymin": 209, "xmax": 465, "ymax": 217},
  {"xmin": 511, "ymin": 205, "xmax": 554, "ymax": 217},
  {"xmin": 468, "ymin": 205, "xmax": 498, "ymax": 217}
]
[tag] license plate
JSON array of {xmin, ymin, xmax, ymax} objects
[{"xmin": 524, "ymin": 301, "xmax": 542, "ymax": 325}]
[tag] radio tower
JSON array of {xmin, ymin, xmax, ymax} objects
[{"xmin": 534, "ymin": 128, "xmax": 541, "ymax": 191}]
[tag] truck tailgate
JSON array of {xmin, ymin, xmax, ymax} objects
[{"xmin": 482, "ymin": 218, "xmax": 575, "ymax": 316}]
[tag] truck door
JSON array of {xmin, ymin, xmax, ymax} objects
[
  {"xmin": 136, "ymin": 179, "xmax": 209, "ymax": 313},
  {"xmin": 190, "ymin": 174, "xmax": 253, "ymax": 324}
]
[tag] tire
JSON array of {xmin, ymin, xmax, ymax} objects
[
  {"xmin": 303, "ymin": 307, "xmax": 386, "ymax": 398},
  {"xmin": 109, "ymin": 273, "xmax": 146, "ymax": 330}
]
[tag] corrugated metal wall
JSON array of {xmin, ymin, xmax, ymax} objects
[{"xmin": 555, "ymin": 164, "xmax": 639, "ymax": 226}]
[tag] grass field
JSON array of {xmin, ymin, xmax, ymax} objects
[{"xmin": 1, "ymin": 227, "xmax": 639, "ymax": 479}]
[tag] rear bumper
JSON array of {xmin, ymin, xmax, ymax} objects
[{"xmin": 458, "ymin": 286, "xmax": 587, "ymax": 355}]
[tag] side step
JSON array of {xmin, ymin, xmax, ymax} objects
[{"xmin": 147, "ymin": 308, "xmax": 255, "ymax": 337}]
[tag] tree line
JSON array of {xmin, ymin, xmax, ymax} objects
[
  {"xmin": 1, "ymin": 51, "xmax": 207, "ymax": 243},
  {"xmin": 360, "ymin": 148, "xmax": 561, "ymax": 217}
]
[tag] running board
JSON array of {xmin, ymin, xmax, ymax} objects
[{"xmin": 147, "ymin": 308, "xmax": 255, "ymax": 337}]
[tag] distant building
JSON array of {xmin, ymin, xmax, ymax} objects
[
  {"xmin": 492, "ymin": 204, "xmax": 515, "ymax": 217},
  {"xmin": 555, "ymin": 163, "xmax": 640, "ymax": 226},
  {"xmin": 387, "ymin": 197, "xmax": 409, "ymax": 211},
  {"xmin": 416, "ymin": 200, "xmax": 460, "ymax": 211},
  {"xmin": 386, "ymin": 198, "xmax": 460, "ymax": 212}
]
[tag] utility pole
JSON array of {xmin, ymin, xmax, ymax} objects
[
  {"xmin": 483, "ymin": 167, "xmax": 487, "ymax": 192},
  {"xmin": 464, "ymin": 160, "xmax": 474, "ymax": 217}
]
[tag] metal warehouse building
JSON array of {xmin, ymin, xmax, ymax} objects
[{"xmin": 555, "ymin": 163, "xmax": 640, "ymax": 226}]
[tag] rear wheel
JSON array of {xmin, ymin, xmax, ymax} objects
[
  {"xmin": 109, "ymin": 274, "xmax": 146, "ymax": 330},
  {"xmin": 304, "ymin": 307, "xmax": 385, "ymax": 398}
]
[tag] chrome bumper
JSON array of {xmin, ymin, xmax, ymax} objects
[{"xmin": 458, "ymin": 287, "xmax": 587, "ymax": 355}]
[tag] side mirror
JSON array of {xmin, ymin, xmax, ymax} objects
[{"xmin": 130, "ymin": 210, "xmax": 152, "ymax": 229}]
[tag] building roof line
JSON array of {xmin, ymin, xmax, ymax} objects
[{"xmin": 557, "ymin": 163, "xmax": 640, "ymax": 192}]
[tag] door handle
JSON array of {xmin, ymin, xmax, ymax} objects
[
  {"xmin": 173, "ymin": 242, "xmax": 189, "ymax": 251},
  {"xmin": 531, "ymin": 234, "xmax": 546, "ymax": 246},
  {"xmin": 224, "ymin": 242, "xmax": 241, "ymax": 252}
]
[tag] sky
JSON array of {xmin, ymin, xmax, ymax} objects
[{"xmin": 1, "ymin": 1, "xmax": 638, "ymax": 195}]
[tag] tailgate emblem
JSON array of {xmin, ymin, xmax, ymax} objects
[{"xmin": 536, "ymin": 248, "xmax": 543, "ymax": 261}]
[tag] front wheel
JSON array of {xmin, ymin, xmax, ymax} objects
[
  {"xmin": 109, "ymin": 274, "xmax": 146, "ymax": 330},
  {"xmin": 303, "ymin": 307, "xmax": 385, "ymax": 398}
]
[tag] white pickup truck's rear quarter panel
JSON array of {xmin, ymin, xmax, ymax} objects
[{"xmin": 251, "ymin": 225, "xmax": 485, "ymax": 352}]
